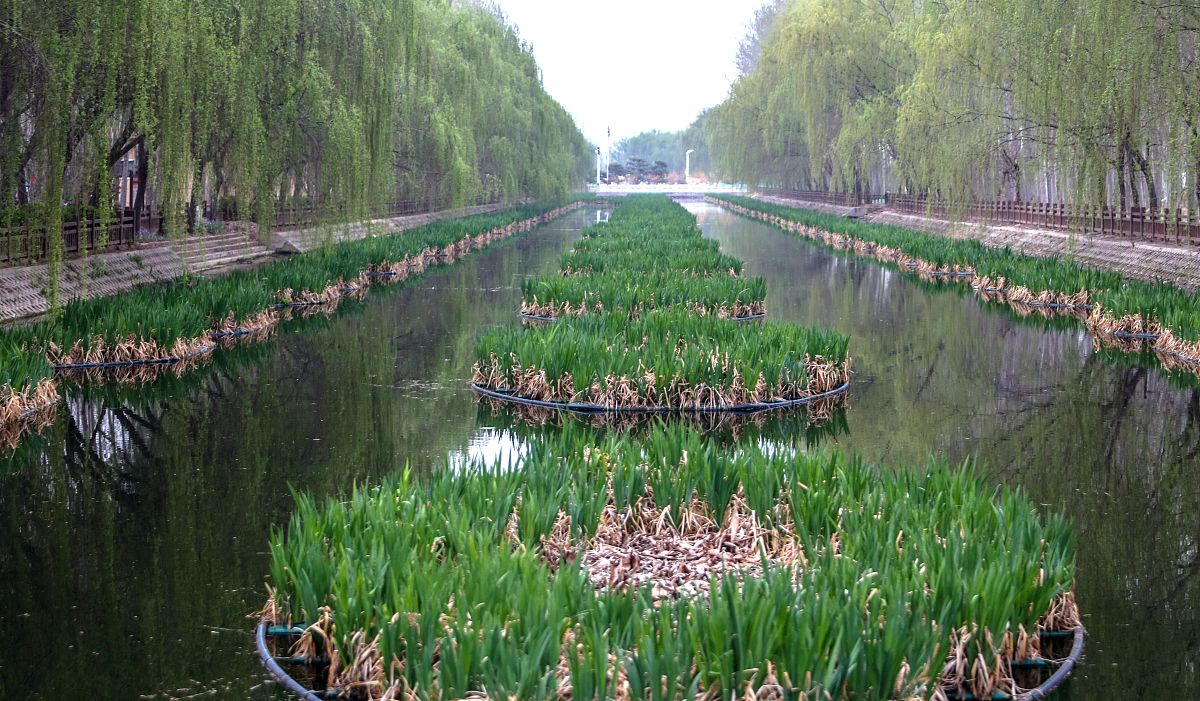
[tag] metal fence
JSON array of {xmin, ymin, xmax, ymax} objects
[
  {"xmin": 0, "ymin": 210, "xmax": 162, "ymax": 266},
  {"xmin": 761, "ymin": 189, "xmax": 1200, "ymax": 247},
  {"xmin": 0, "ymin": 199, "xmax": 446, "ymax": 266},
  {"xmin": 272, "ymin": 199, "xmax": 436, "ymax": 229}
]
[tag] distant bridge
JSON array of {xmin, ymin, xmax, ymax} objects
[{"xmin": 587, "ymin": 183, "xmax": 747, "ymax": 200}]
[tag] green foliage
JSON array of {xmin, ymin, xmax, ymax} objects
[
  {"xmin": 612, "ymin": 117, "xmax": 711, "ymax": 177},
  {"xmin": 0, "ymin": 201, "xmax": 572, "ymax": 390},
  {"xmin": 709, "ymin": 0, "xmax": 1200, "ymax": 209},
  {"xmin": 268, "ymin": 424, "xmax": 1075, "ymax": 700},
  {"xmin": 562, "ymin": 198, "xmax": 742, "ymax": 276},
  {"xmin": 478, "ymin": 196, "xmax": 846, "ymax": 407},
  {"xmin": 0, "ymin": 0, "xmax": 591, "ymax": 308},
  {"xmin": 524, "ymin": 271, "xmax": 766, "ymax": 317},
  {"xmin": 478, "ymin": 309, "xmax": 847, "ymax": 402}
]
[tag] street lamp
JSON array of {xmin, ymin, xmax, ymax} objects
[
  {"xmin": 684, "ymin": 149, "xmax": 695, "ymax": 183},
  {"xmin": 595, "ymin": 146, "xmax": 602, "ymax": 189}
]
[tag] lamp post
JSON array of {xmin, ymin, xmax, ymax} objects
[
  {"xmin": 595, "ymin": 146, "xmax": 602, "ymax": 189},
  {"xmin": 684, "ymin": 149, "xmax": 695, "ymax": 183}
]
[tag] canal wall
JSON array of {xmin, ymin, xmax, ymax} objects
[
  {"xmin": 753, "ymin": 193, "xmax": 1200, "ymax": 291},
  {"xmin": 0, "ymin": 202, "xmax": 513, "ymax": 324}
]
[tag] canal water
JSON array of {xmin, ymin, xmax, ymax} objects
[{"xmin": 0, "ymin": 202, "xmax": 1195, "ymax": 699}]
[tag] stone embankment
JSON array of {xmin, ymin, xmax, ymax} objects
[
  {"xmin": 0, "ymin": 202, "xmax": 512, "ymax": 323},
  {"xmin": 753, "ymin": 194, "xmax": 1200, "ymax": 291}
]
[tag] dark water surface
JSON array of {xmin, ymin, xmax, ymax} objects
[
  {"xmin": 0, "ymin": 210, "xmax": 597, "ymax": 700},
  {"xmin": 690, "ymin": 203, "xmax": 1199, "ymax": 700},
  {"xmin": 1, "ymin": 202, "xmax": 1196, "ymax": 699}
]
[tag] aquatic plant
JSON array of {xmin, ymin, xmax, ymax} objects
[
  {"xmin": 562, "ymin": 196, "xmax": 743, "ymax": 277},
  {"xmin": 263, "ymin": 424, "xmax": 1079, "ymax": 701},
  {"xmin": 475, "ymin": 310, "xmax": 848, "ymax": 409},
  {"xmin": 484, "ymin": 196, "xmax": 846, "ymax": 411},
  {"xmin": 521, "ymin": 270, "xmax": 767, "ymax": 320},
  {"xmin": 522, "ymin": 196, "xmax": 765, "ymax": 320}
]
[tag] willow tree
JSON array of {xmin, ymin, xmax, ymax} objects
[
  {"xmin": 0, "ymin": 0, "xmax": 590, "ymax": 312},
  {"xmin": 710, "ymin": 0, "xmax": 1200, "ymax": 210}
]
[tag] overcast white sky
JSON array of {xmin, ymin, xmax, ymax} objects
[{"xmin": 492, "ymin": 0, "xmax": 765, "ymax": 146}]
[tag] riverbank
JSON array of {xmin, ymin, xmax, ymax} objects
[
  {"xmin": 716, "ymin": 193, "xmax": 1200, "ymax": 386},
  {"xmin": 0, "ymin": 200, "xmax": 589, "ymax": 450},
  {"xmin": 0, "ymin": 202, "xmax": 513, "ymax": 325},
  {"xmin": 754, "ymin": 193, "xmax": 1200, "ymax": 291}
]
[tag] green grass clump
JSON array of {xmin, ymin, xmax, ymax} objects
[
  {"xmin": 522, "ymin": 270, "xmax": 766, "ymax": 317},
  {"xmin": 475, "ymin": 310, "xmax": 848, "ymax": 407},
  {"xmin": 485, "ymin": 195, "xmax": 846, "ymax": 409},
  {"xmin": 266, "ymin": 424, "xmax": 1076, "ymax": 701},
  {"xmin": 563, "ymin": 196, "xmax": 743, "ymax": 277},
  {"xmin": 524, "ymin": 196, "xmax": 764, "ymax": 319}
]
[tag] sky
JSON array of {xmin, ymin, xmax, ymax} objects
[{"xmin": 492, "ymin": 0, "xmax": 766, "ymax": 147}]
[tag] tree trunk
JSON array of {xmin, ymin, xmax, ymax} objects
[
  {"xmin": 1128, "ymin": 137, "xmax": 1157, "ymax": 209},
  {"xmin": 132, "ymin": 138, "xmax": 149, "ymax": 235},
  {"xmin": 16, "ymin": 164, "xmax": 29, "ymax": 205},
  {"xmin": 1117, "ymin": 138, "xmax": 1128, "ymax": 211}
]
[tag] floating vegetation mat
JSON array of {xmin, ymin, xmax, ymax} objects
[
  {"xmin": 0, "ymin": 201, "xmax": 589, "ymax": 446},
  {"xmin": 522, "ymin": 198, "xmax": 767, "ymax": 320},
  {"xmin": 481, "ymin": 196, "xmax": 846, "ymax": 417},
  {"xmin": 521, "ymin": 271, "xmax": 766, "ymax": 322},
  {"xmin": 713, "ymin": 194, "xmax": 1200, "ymax": 381},
  {"xmin": 259, "ymin": 425, "xmax": 1081, "ymax": 701},
  {"xmin": 474, "ymin": 310, "xmax": 849, "ymax": 412}
]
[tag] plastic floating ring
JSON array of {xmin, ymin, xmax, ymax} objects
[
  {"xmin": 517, "ymin": 312, "xmax": 768, "ymax": 324},
  {"xmin": 210, "ymin": 329, "xmax": 256, "ymax": 340},
  {"xmin": 52, "ymin": 345, "xmax": 217, "ymax": 371},
  {"xmin": 256, "ymin": 620, "xmax": 1083, "ymax": 700},
  {"xmin": 469, "ymin": 379, "xmax": 850, "ymax": 415}
]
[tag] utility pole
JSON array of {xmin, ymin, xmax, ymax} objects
[
  {"xmin": 606, "ymin": 126, "xmax": 612, "ymax": 177},
  {"xmin": 685, "ymin": 149, "xmax": 695, "ymax": 183}
]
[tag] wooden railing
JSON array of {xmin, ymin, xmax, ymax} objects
[{"xmin": 759, "ymin": 189, "xmax": 872, "ymax": 208}]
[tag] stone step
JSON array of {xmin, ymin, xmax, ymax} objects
[
  {"xmin": 175, "ymin": 239, "xmax": 271, "ymax": 261},
  {"xmin": 171, "ymin": 235, "xmax": 266, "ymax": 253},
  {"xmin": 184, "ymin": 250, "xmax": 275, "ymax": 272},
  {"xmin": 167, "ymin": 232, "xmax": 274, "ymax": 273}
]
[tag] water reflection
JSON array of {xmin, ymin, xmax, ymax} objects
[
  {"xmin": 689, "ymin": 201, "xmax": 1200, "ymax": 699},
  {"xmin": 0, "ymin": 211, "xmax": 603, "ymax": 700},
  {"xmin": 1, "ymin": 202, "xmax": 1196, "ymax": 700}
]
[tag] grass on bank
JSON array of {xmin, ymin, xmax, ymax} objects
[
  {"xmin": 713, "ymin": 194, "xmax": 1200, "ymax": 342},
  {"xmin": 0, "ymin": 200, "xmax": 577, "ymax": 393}
]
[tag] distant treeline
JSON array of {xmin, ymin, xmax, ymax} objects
[
  {"xmin": 613, "ymin": 114, "xmax": 711, "ymax": 176},
  {"xmin": 0, "ymin": 0, "xmax": 591, "ymax": 239},
  {"xmin": 708, "ymin": 0, "xmax": 1200, "ymax": 209}
]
